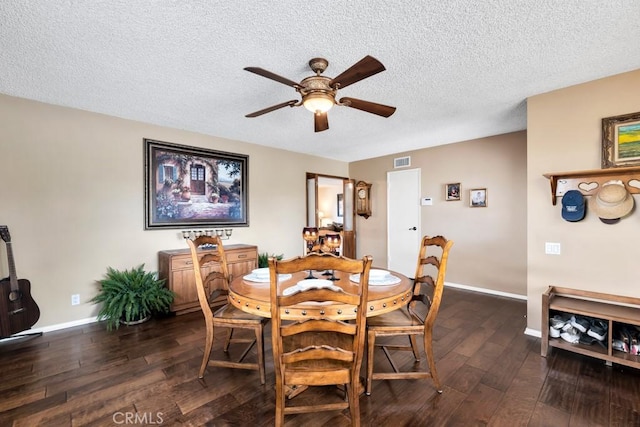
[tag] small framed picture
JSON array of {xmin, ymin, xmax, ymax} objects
[
  {"xmin": 470, "ymin": 188, "xmax": 487, "ymax": 207},
  {"xmin": 445, "ymin": 183, "xmax": 461, "ymax": 201}
]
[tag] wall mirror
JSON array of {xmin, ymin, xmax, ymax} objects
[{"xmin": 306, "ymin": 173, "xmax": 355, "ymax": 258}]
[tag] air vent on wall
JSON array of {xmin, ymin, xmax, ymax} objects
[{"xmin": 394, "ymin": 156, "xmax": 411, "ymax": 168}]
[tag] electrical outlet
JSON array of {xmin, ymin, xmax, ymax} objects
[
  {"xmin": 71, "ymin": 294, "xmax": 80, "ymax": 306},
  {"xmin": 545, "ymin": 242, "xmax": 561, "ymax": 255}
]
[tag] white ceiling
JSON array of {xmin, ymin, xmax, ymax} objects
[{"xmin": 1, "ymin": 1, "xmax": 639, "ymax": 162}]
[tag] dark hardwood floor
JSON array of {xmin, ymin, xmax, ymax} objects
[{"xmin": 1, "ymin": 287, "xmax": 639, "ymax": 426}]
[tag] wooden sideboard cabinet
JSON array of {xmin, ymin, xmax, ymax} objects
[
  {"xmin": 158, "ymin": 244, "xmax": 258, "ymax": 315},
  {"xmin": 542, "ymin": 286, "xmax": 640, "ymax": 369}
]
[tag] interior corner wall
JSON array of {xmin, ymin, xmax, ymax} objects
[
  {"xmin": 0, "ymin": 93, "xmax": 348, "ymax": 329},
  {"xmin": 349, "ymin": 131, "xmax": 528, "ymax": 297},
  {"xmin": 527, "ymin": 68, "xmax": 640, "ymax": 333}
]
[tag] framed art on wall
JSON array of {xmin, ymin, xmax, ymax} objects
[
  {"xmin": 602, "ymin": 111, "xmax": 640, "ymax": 168},
  {"xmin": 470, "ymin": 188, "xmax": 487, "ymax": 207},
  {"xmin": 144, "ymin": 138, "xmax": 249, "ymax": 229},
  {"xmin": 445, "ymin": 183, "xmax": 461, "ymax": 201}
]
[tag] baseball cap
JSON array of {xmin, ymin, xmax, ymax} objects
[{"xmin": 561, "ymin": 190, "xmax": 585, "ymax": 222}]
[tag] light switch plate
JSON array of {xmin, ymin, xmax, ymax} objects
[{"xmin": 545, "ymin": 242, "xmax": 561, "ymax": 255}]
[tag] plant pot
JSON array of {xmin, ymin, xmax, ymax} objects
[{"xmin": 120, "ymin": 315, "xmax": 151, "ymax": 326}]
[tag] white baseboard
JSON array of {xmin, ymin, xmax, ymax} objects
[
  {"xmin": 13, "ymin": 316, "xmax": 99, "ymax": 336},
  {"xmin": 445, "ymin": 281, "xmax": 527, "ymax": 301},
  {"xmin": 524, "ymin": 327, "xmax": 542, "ymax": 338}
]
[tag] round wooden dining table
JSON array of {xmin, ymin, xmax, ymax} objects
[{"xmin": 228, "ymin": 268, "xmax": 413, "ymax": 320}]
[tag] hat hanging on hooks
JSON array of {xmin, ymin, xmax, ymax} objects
[{"xmin": 589, "ymin": 180, "xmax": 634, "ymax": 223}]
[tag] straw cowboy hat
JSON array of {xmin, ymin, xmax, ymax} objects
[{"xmin": 589, "ymin": 180, "xmax": 634, "ymax": 220}]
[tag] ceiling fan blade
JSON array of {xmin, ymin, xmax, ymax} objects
[
  {"xmin": 330, "ymin": 55, "xmax": 386, "ymax": 89},
  {"xmin": 244, "ymin": 67, "xmax": 300, "ymax": 88},
  {"xmin": 314, "ymin": 112, "xmax": 329, "ymax": 132},
  {"xmin": 339, "ymin": 97, "xmax": 396, "ymax": 117},
  {"xmin": 245, "ymin": 100, "xmax": 298, "ymax": 118}
]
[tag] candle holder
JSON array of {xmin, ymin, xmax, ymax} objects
[
  {"xmin": 181, "ymin": 229, "xmax": 233, "ymax": 241},
  {"xmin": 302, "ymin": 227, "xmax": 318, "ymax": 279},
  {"xmin": 325, "ymin": 233, "xmax": 342, "ymax": 281}
]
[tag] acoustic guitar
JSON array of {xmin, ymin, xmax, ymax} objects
[{"xmin": 0, "ymin": 226, "xmax": 40, "ymax": 338}]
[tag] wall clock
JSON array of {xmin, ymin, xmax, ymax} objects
[{"xmin": 355, "ymin": 181, "xmax": 372, "ymax": 218}]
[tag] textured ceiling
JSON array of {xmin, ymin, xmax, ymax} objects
[{"xmin": 1, "ymin": 1, "xmax": 640, "ymax": 162}]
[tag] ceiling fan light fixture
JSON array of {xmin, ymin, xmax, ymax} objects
[{"xmin": 302, "ymin": 92, "xmax": 334, "ymax": 114}]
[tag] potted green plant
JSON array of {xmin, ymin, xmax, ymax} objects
[
  {"xmin": 90, "ymin": 264, "xmax": 175, "ymax": 331},
  {"xmin": 258, "ymin": 252, "xmax": 284, "ymax": 268}
]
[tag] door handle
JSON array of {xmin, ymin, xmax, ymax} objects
[{"xmin": 409, "ymin": 226, "xmax": 417, "ymax": 230}]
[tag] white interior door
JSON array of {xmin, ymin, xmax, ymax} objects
[{"xmin": 387, "ymin": 168, "xmax": 421, "ymax": 277}]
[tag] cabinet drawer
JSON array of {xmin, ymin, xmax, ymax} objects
[
  {"xmin": 171, "ymin": 256, "xmax": 196, "ymax": 271},
  {"xmin": 170, "ymin": 249, "xmax": 255, "ymax": 270},
  {"xmin": 227, "ymin": 249, "xmax": 256, "ymax": 263}
]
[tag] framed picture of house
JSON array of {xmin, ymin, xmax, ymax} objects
[
  {"xmin": 144, "ymin": 138, "xmax": 249, "ymax": 229},
  {"xmin": 602, "ymin": 111, "xmax": 640, "ymax": 168},
  {"xmin": 445, "ymin": 183, "xmax": 461, "ymax": 201},
  {"xmin": 470, "ymin": 188, "xmax": 487, "ymax": 207}
]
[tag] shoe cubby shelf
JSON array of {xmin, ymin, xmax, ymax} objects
[
  {"xmin": 542, "ymin": 165, "xmax": 640, "ymax": 205},
  {"xmin": 542, "ymin": 286, "xmax": 640, "ymax": 369}
]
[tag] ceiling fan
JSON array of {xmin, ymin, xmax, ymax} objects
[{"xmin": 244, "ymin": 55, "xmax": 396, "ymax": 132}]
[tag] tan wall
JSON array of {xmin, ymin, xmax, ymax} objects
[
  {"xmin": 527, "ymin": 69, "xmax": 640, "ymax": 333},
  {"xmin": 350, "ymin": 131, "xmax": 528, "ymax": 296},
  {"xmin": 5, "ymin": 68, "xmax": 637, "ymax": 333},
  {"xmin": 0, "ymin": 94, "xmax": 348, "ymax": 328}
]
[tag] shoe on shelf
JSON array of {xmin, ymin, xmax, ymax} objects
[
  {"xmin": 550, "ymin": 313, "xmax": 571, "ymax": 330},
  {"xmin": 570, "ymin": 315, "xmax": 591, "ymax": 333},
  {"xmin": 560, "ymin": 326, "xmax": 580, "ymax": 344},
  {"xmin": 613, "ymin": 339, "xmax": 628, "ymax": 353},
  {"xmin": 579, "ymin": 334, "xmax": 607, "ymax": 349},
  {"xmin": 562, "ymin": 316, "xmax": 576, "ymax": 331},
  {"xmin": 550, "ymin": 326, "xmax": 561, "ymax": 338},
  {"xmin": 586, "ymin": 319, "xmax": 608, "ymax": 341}
]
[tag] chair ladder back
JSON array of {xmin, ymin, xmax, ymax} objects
[
  {"xmin": 268, "ymin": 252, "xmax": 372, "ymax": 425},
  {"xmin": 419, "ymin": 236, "xmax": 454, "ymax": 329},
  {"xmin": 187, "ymin": 235, "xmax": 228, "ymax": 313}
]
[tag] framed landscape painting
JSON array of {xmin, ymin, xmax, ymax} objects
[
  {"xmin": 602, "ymin": 111, "xmax": 640, "ymax": 168},
  {"xmin": 144, "ymin": 138, "xmax": 249, "ymax": 229}
]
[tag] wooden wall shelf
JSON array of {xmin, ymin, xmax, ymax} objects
[{"xmin": 543, "ymin": 166, "xmax": 640, "ymax": 205}]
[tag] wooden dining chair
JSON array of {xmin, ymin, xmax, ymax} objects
[
  {"xmin": 187, "ymin": 235, "xmax": 268, "ymax": 384},
  {"xmin": 365, "ymin": 235, "xmax": 453, "ymax": 395},
  {"xmin": 269, "ymin": 252, "xmax": 372, "ymax": 427}
]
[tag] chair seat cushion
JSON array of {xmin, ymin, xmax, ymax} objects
[{"xmin": 366, "ymin": 306, "xmax": 423, "ymax": 329}]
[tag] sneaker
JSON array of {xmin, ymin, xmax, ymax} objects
[
  {"xmin": 570, "ymin": 316, "xmax": 590, "ymax": 333},
  {"xmin": 550, "ymin": 314, "xmax": 571, "ymax": 330},
  {"xmin": 560, "ymin": 326, "xmax": 580, "ymax": 344},
  {"xmin": 550, "ymin": 326, "xmax": 561, "ymax": 338},
  {"xmin": 562, "ymin": 316, "xmax": 576, "ymax": 331},
  {"xmin": 586, "ymin": 319, "xmax": 608, "ymax": 341},
  {"xmin": 613, "ymin": 339, "xmax": 628, "ymax": 352},
  {"xmin": 579, "ymin": 334, "xmax": 607, "ymax": 350}
]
